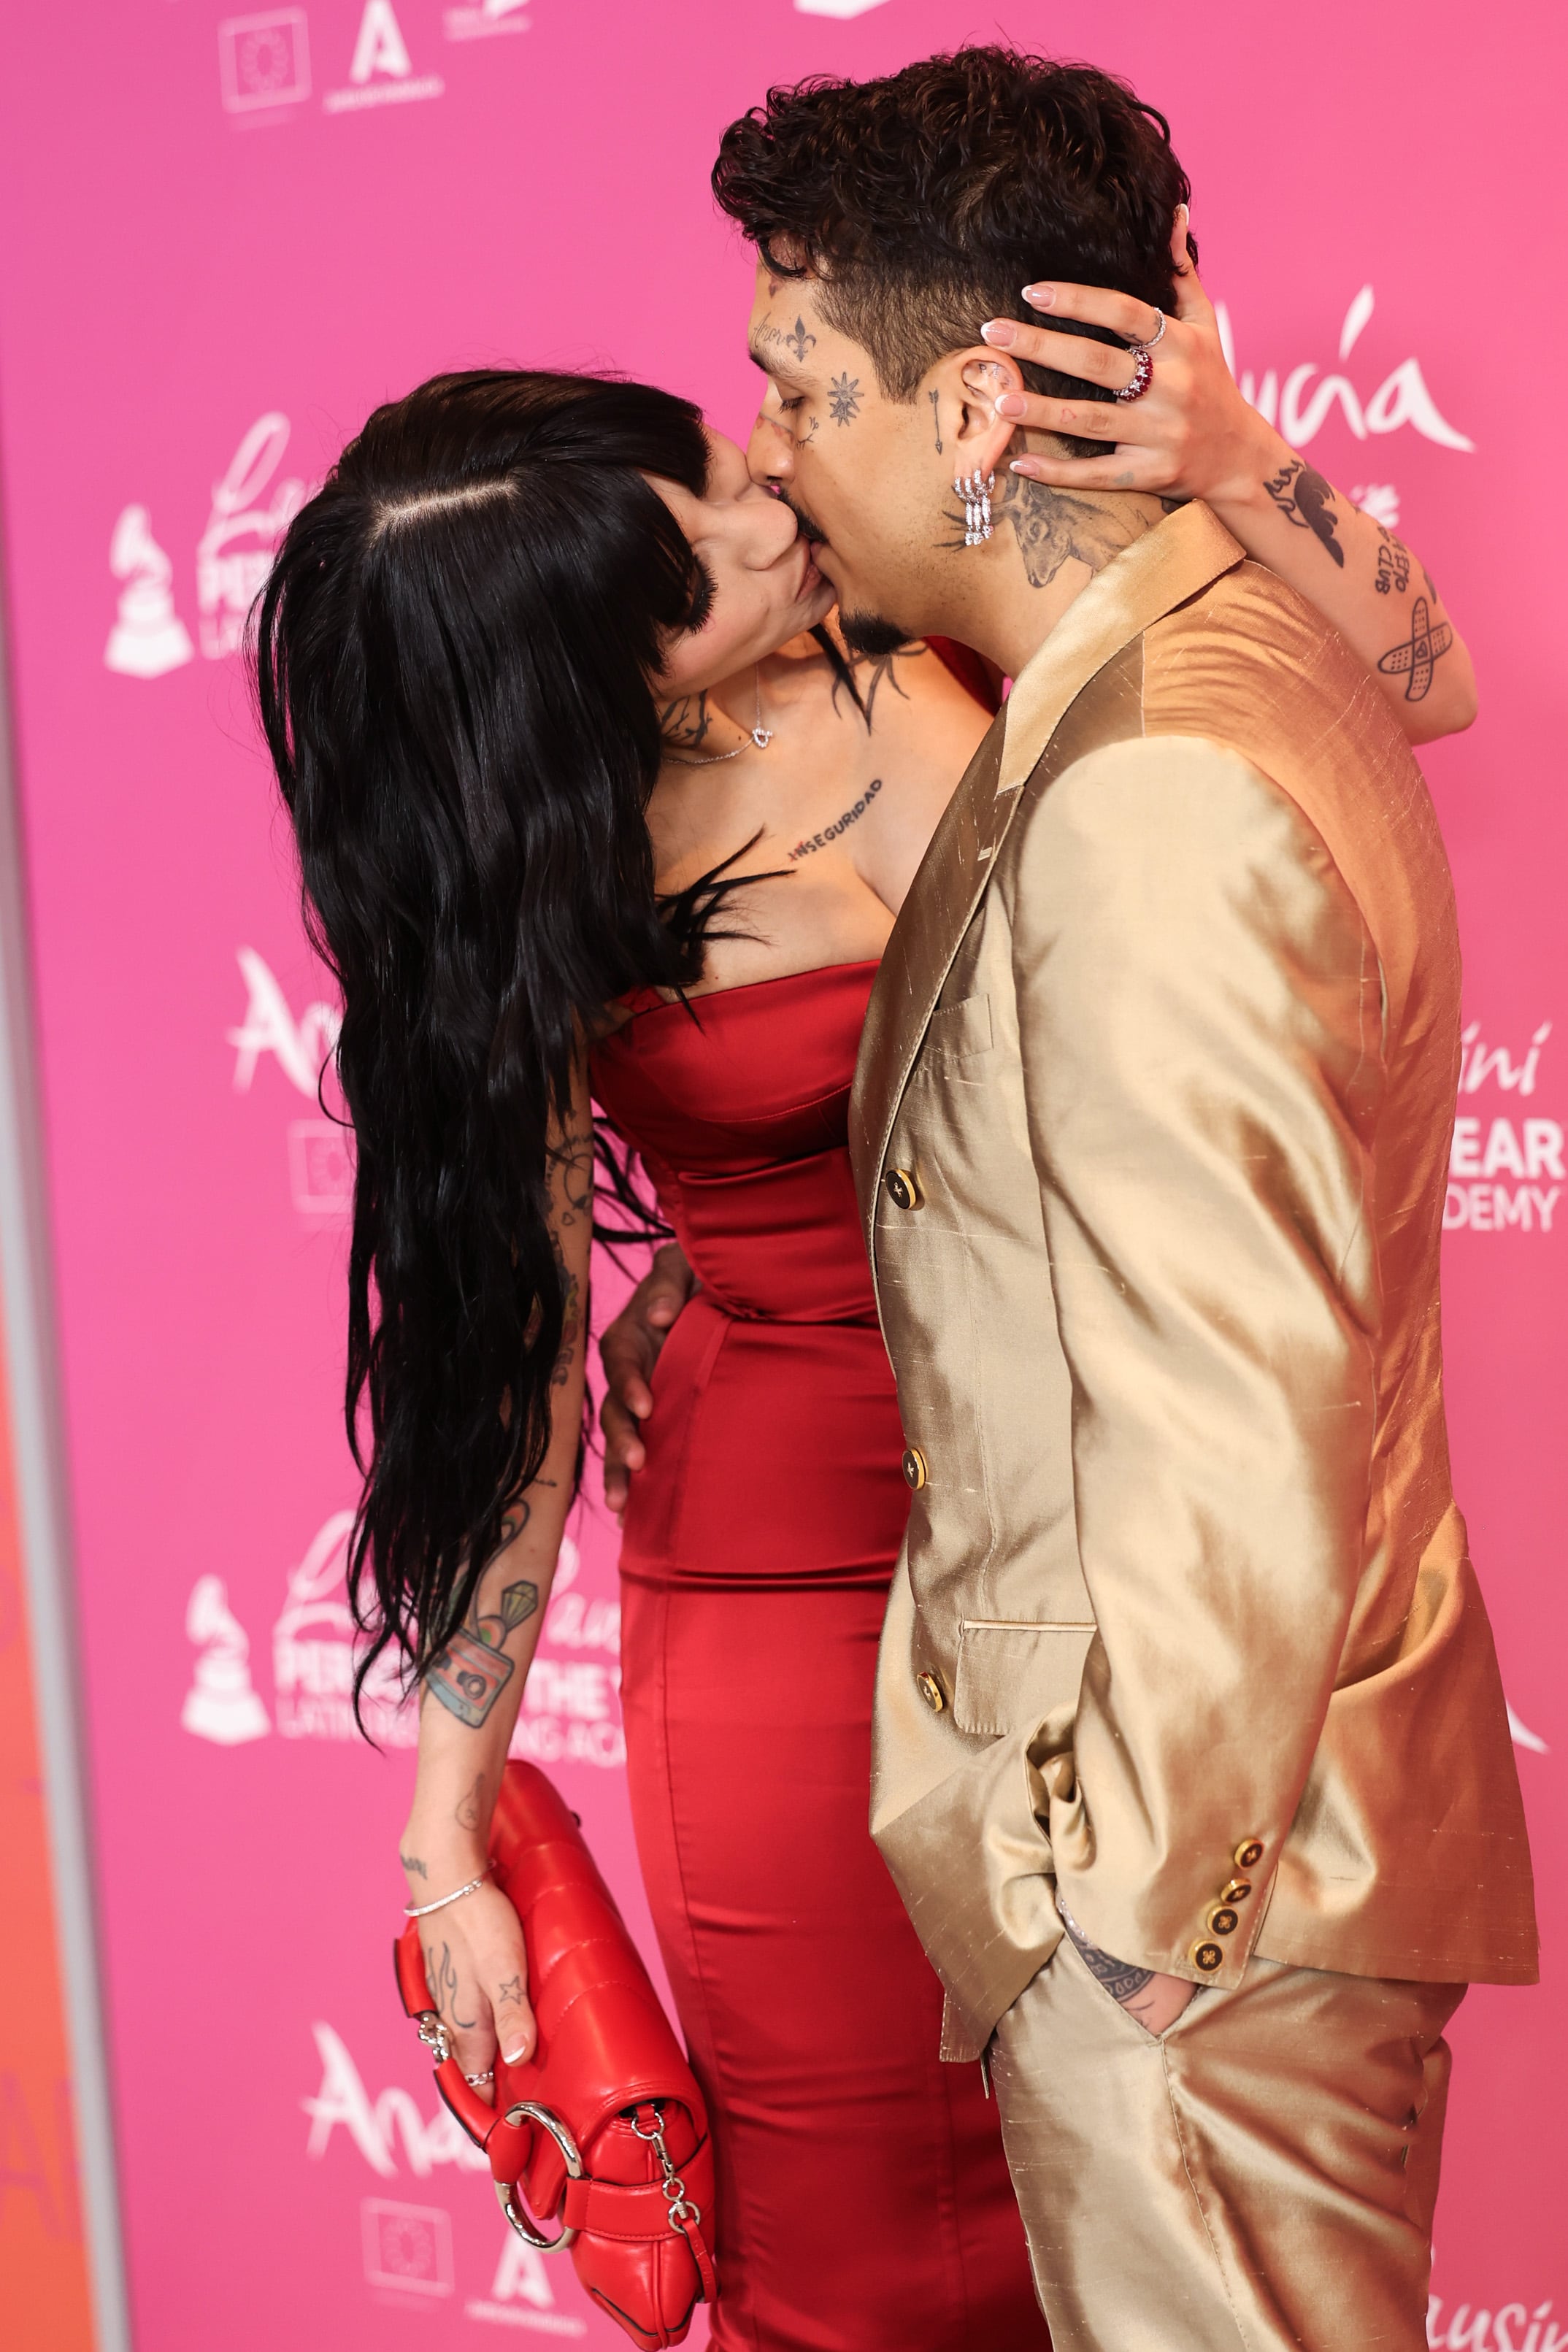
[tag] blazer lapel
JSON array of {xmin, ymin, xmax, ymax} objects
[{"xmin": 850, "ymin": 500, "xmax": 1247, "ymax": 1272}]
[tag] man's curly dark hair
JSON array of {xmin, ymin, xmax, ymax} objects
[{"xmin": 712, "ymin": 49, "xmax": 1194, "ymax": 420}]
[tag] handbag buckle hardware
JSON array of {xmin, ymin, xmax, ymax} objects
[
  {"xmin": 496, "ymin": 2100, "xmax": 584, "ymax": 2252},
  {"xmin": 414, "ymin": 2010, "xmax": 450, "ymax": 2065},
  {"xmin": 629, "ymin": 2101, "xmax": 703, "ymax": 2234}
]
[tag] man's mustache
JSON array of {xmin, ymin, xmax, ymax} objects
[{"xmin": 777, "ymin": 488, "xmax": 828, "ymax": 547}]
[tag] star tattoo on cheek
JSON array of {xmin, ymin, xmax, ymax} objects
[{"xmin": 829, "ymin": 373, "xmax": 861, "ymax": 427}]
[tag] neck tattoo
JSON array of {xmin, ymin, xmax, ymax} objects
[{"xmin": 666, "ymin": 666, "xmax": 775, "ymax": 766}]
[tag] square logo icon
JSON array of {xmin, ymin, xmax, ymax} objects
[
  {"xmin": 288, "ymin": 1118, "xmax": 353, "ymax": 1215},
  {"xmin": 361, "ymin": 2199, "xmax": 454, "ymax": 2297},
  {"xmin": 219, "ymin": 11, "xmax": 312, "ymax": 113}
]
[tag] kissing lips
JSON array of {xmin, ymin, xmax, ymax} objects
[{"xmin": 780, "ymin": 490, "xmax": 828, "ymax": 550}]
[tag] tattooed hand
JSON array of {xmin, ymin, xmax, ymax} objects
[
  {"xmin": 414, "ymin": 1880, "xmax": 536, "ymax": 2099},
  {"xmin": 1057, "ymin": 1894, "xmax": 1199, "ymax": 2037}
]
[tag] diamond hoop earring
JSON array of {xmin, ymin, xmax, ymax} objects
[{"xmin": 955, "ymin": 469, "xmax": 995, "ymax": 546}]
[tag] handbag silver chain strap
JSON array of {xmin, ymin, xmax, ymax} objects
[{"xmin": 629, "ymin": 2102, "xmax": 702, "ymax": 2232}]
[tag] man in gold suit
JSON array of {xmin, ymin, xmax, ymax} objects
[{"xmin": 704, "ymin": 47, "xmax": 1539, "ymax": 2352}]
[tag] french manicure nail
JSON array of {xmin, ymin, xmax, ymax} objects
[
  {"xmin": 1009, "ymin": 459, "xmax": 1036, "ymax": 475},
  {"xmin": 501, "ymin": 2045, "xmax": 529, "ymax": 2065},
  {"xmin": 994, "ymin": 393, "xmax": 1027, "ymax": 420},
  {"xmin": 1022, "ymin": 283, "xmax": 1056, "ymax": 310},
  {"xmin": 980, "ymin": 319, "xmax": 1016, "ymax": 347}
]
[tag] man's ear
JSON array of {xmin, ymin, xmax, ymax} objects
[{"xmin": 939, "ymin": 347, "xmax": 1024, "ymax": 479}]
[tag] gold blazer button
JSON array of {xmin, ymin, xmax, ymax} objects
[
  {"xmin": 1190, "ymin": 1939, "xmax": 1225, "ymax": 1974},
  {"xmin": 1206, "ymin": 1905, "xmax": 1240, "ymax": 1937},
  {"xmin": 1234, "ymin": 1839, "xmax": 1265, "ymax": 1870},
  {"xmin": 1219, "ymin": 1878, "xmax": 1252, "ymax": 1906},
  {"xmin": 902, "ymin": 1446, "xmax": 929, "ymax": 1491},
  {"xmin": 885, "ymin": 1167, "xmax": 923, "ymax": 1211},
  {"xmin": 916, "ymin": 1671, "xmax": 946, "ymax": 1714}
]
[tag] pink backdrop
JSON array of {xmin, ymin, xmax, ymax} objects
[{"xmin": 0, "ymin": 4, "xmax": 1560, "ymax": 2347}]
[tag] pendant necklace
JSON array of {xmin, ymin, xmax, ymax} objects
[{"xmin": 666, "ymin": 666, "xmax": 775, "ymax": 766}]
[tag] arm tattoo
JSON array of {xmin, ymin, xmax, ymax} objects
[
  {"xmin": 550, "ymin": 1229, "xmax": 583, "ymax": 1388},
  {"xmin": 1376, "ymin": 595, "xmax": 1454, "ymax": 702},
  {"xmin": 828, "ymin": 373, "xmax": 861, "ymax": 427},
  {"xmin": 1262, "ymin": 458, "xmax": 1344, "ymax": 568},
  {"xmin": 788, "ymin": 777, "xmax": 883, "ymax": 861},
  {"xmin": 549, "ymin": 1127, "xmax": 594, "ymax": 1229},
  {"xmin": 928, "ymin": 389, "xmax": 942, "ymax": 454},
  {"xmin": 974, "ymin": 470, "xmax": 1145, "ymax": 589},
  {"xmin": 426, "ymin": 1569, "xmax": 540, "ymax": 1728},
  {"xmin": 399, "ymin": 1851, "xmax": 428, "ymax": 1880},
  {"xmin": 1373, "ymin": 525, "xmax": 1410, "ymax": 596},
  {"xmin": 658, "ymin": 693, "xmax": 711, "ymax": 752},
  {"xmin": 1058, "ymin": 1894, "xmax": 1155, "ymax": 2006}
]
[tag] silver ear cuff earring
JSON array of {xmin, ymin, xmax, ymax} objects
[{"xmin": 955, "ymin": 469, "xmax": 995, "ymax": 545}]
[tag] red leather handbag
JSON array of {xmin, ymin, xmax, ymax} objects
[{"xmin": 395, "ymin": 1761, "xmax": 717, "ymax": 2348}]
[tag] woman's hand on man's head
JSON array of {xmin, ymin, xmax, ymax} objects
[{"xmin": 978, "ymin": 207, "xmax": 1274, "ymax": 510}]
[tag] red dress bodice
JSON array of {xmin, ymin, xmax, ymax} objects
[{"xmin": 591, "ymin": 961, "xmax": 880, "ymax": 1326}]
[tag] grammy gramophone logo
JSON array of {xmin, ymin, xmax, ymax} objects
[{"xmin": 103, "ymin": 506, "xmax": 194, "ymax": 680}]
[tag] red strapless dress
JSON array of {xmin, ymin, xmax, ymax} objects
[{"xmin": 591, "ymin": 965, "xmax": 1044, "ymax": 2352}]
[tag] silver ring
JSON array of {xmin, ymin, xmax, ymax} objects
[
  {"xmin": 464, "ymin": 2068, "xmax": 494, "ymax": 2087},
  {"xmin": 1140, "ymin": 307, "xmax": 1167, "ymax": 348}
]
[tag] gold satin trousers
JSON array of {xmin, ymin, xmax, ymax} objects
[{"xmin": 989, "ymin": 1936, "xmax": 1464, "ymax": 2351}]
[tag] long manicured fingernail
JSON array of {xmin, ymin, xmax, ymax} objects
[
  {"xmin": 995, "ymin": 393, "xmax": 1027, "ymax": 420},
  {"xmin": 1022, "ymin": 284, "xmax": 1056, "ymax": 310},
  {"xmin": 980, "ymin": 319, "xmax": 1016, "ymax": 347},
  {"xmin": 1010, "ymin": 458, "xmax": 1040, "ymax": 477}
]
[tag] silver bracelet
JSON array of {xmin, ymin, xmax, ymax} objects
[{"xmin": 404, "ymin": 1863, "xmax": 493, "ymax": 1920}]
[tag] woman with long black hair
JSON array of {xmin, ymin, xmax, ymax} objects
[{"xmin": 255, "ymin": 322, "xmax": 1475, "ymax": 2347}]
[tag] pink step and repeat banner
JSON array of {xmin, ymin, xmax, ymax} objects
[{"xmin": 0, "ymin": 3, "xmax": 1561, "ymax": 2347}]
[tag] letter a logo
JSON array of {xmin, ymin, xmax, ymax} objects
[
  {"xmin": 350, "ymin": 0, "xmax": 412, "ymax": 82},
  {"xmin": 491, "ymin": 2234, "xmax": 554, "ymax": 2309}
]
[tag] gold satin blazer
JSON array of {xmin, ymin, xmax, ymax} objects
[{"xmin": 850, "ymin": 502, "xmax": 1537, "ymax": 2061}]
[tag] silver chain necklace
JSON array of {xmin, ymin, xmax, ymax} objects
[{"xmin": 665, "ymin": 666, "xmax": 775, "ymax": 766}]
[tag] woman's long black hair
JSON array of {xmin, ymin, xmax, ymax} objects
[{"xmin": 253, "ymin": 368, "xmax": 740, "ymax": 1710}]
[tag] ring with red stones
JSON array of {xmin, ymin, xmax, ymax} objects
[{"xmin": 1114, "ymin": 345, "xmax": 1155, "ymax": 404}]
